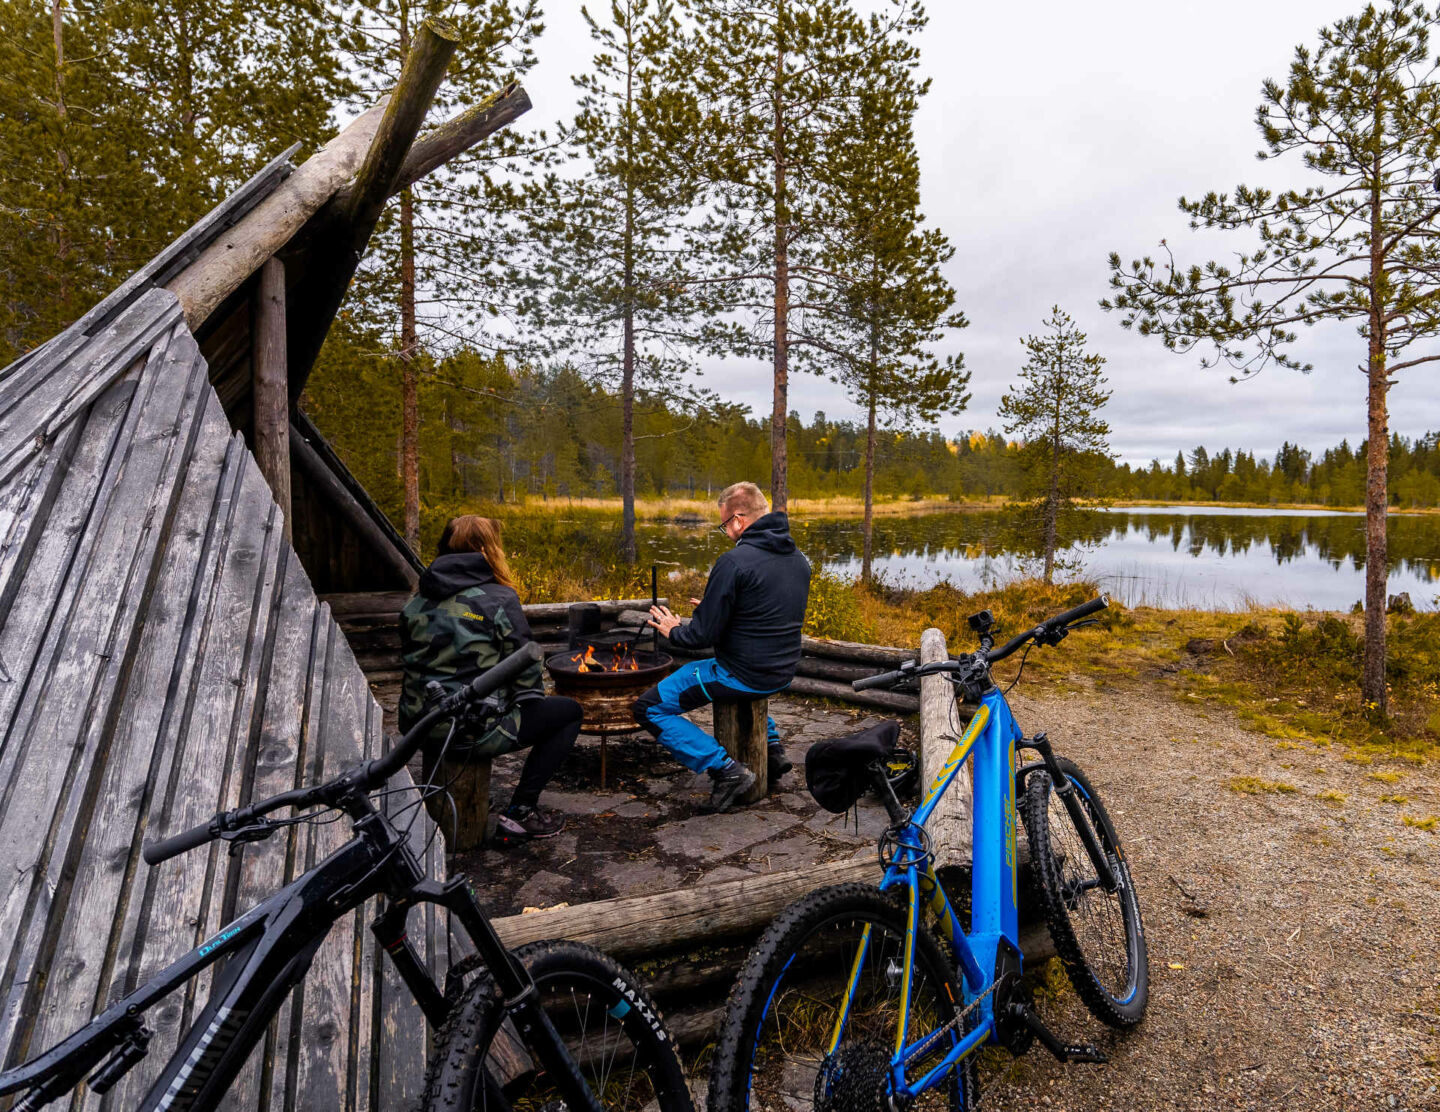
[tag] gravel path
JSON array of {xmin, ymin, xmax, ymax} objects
[{"xmin": 984, "ymin": 679, "xmax": 1440, "ymax": 1111}]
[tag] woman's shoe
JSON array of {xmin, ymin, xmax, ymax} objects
[{"xmin": 495, "ymin": 804, "xmax": 566, "ymax": 844}]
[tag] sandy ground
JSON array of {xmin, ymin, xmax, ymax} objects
[
  {"xmin": 456, "ymin": 678, "xmax": 1439, "ymax": 1111},
  {"xmin": 982, "ymin": 678, "xmax": 1440, "ymax": 1112}
]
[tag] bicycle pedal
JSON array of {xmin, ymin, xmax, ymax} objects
[{"xmin": 1064, "ymin": 1043, "xmax": 1107, "ymax": 1064}]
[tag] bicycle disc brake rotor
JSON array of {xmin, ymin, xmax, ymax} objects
[{"xmin": 815, "ymin": 1040, "xmax": 894, "ymax": 1112}]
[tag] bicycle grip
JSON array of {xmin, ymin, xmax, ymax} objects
[
  {"xmin": 1048, "ymin": 594, "xmax": 1109, "ymax": 629},
  {"xmin": 853, "ymin": 668, "xmax": 907, "ymax": 692},
  {"xmin": 467, "ymin": 641, "xmax": 544, "ymax": 700},
  {"xmin": 143, "ymin": 818, "xmax": 217, "ymax": 865}
]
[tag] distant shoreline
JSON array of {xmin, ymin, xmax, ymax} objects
[{"xmin": 475, "ymin": 495, "xmax": 1440, "ymax": 518}]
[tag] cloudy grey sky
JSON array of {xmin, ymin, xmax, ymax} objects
[{"xmin": 516, "ymin": 1, "xmax": 1440, "ymax": 466}]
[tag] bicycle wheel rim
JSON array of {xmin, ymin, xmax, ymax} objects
[
  {"xmin": 510, "ymin": 945, "xmax": 689, "ymax": 1111},
  {"xmin": 1038, "ymin": 771, "xmax": 1143, "ymax": 1006},
  {"xmin": 743, "ymin": 908, "xmax": 966, "ymax": 1112}
]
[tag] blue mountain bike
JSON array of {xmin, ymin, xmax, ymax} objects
[{"xmin": 707, "ymin": 596, "xmax": 1148, "ymax": 1111}]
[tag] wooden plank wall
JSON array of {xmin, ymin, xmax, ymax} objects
[{"xmin": 0, "ymin": 292, "xmax": 443, "ymax": 1109}]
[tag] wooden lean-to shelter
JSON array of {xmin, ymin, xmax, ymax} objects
[{"xmin": 0, "ymin": 19, "xmax": 529, "ymax": 1107}]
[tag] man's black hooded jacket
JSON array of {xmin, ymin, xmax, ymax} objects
[{"xmin": 668, "ymin": 511, "xmax": 811, "ymax": 690}]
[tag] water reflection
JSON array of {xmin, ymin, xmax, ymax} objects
[{"xmin": 530, "ymin": 505, "xmax": 1440, "ymax": 611}]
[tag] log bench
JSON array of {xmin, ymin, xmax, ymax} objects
[{"xmin": 423, "ymin": 750, "xmax": 493, "ymax": 851}]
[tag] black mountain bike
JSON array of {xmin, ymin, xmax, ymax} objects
[{"xmin": 0, "ymin": 643, "xmax": 693, "ymax": 1112}]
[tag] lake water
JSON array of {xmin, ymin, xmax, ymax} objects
[{"xmin": 621, "ymin": 505, "xmax": 1440, "ymax": 611}]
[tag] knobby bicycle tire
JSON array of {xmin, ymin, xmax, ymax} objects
[
  {"xmin": 707, "ymin": 883, "xmax": 978, "ymax": 1112},
  {"xmin": 417, "ymin": 939, "xmax": 693, "ymax": 1112},
  {"xmin": 1021, "ymin": 756, "xmax": 1149, "ymax": 1028}
]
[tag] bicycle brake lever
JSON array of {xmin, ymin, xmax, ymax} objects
[{"xmin": 219, "ymin": 822, "xmax": 276, "ymax": 847}]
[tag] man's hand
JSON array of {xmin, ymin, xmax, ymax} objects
[{"xmin": 648, "ymin": 604, "xmax": 683, "ymax": 637}]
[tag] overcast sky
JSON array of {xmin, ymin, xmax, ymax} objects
[{"xmin": 515, "ymin": 1, "xmax": 1440, "ymax": 466}]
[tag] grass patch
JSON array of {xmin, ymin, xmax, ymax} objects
[
  {"xmin": 1401, "ymin": 814, "xmax": 1438, "ymax": 832},
  {"xmin": 1316, "ymin": 789, "xmax": 1346, "ymax": 803},
  {"xmin": 1227, "ymin": 777, "xmax": 1298, "ymax": 795},
  {"xmin": 1368, "ymin": 770, "xmax": 1405, "ymax": 784},
  {"xmin": 1380, "ymin": 794, "xmax": 1410, "ymax": 804}
]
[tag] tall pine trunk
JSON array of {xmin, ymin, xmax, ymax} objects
[
  {"xmin": 51, "ymin": 0, "xmax": 70, "ymax": 311},
  {"xmin": 621, "ymin": 307, "xmax": 637, "ymax": 562},
  {"xmin": 620, "ymin": 41, "xmax": 638, "ymax": 563},
  {"xmin": 1362, "ymin": 107, "xmax": 1388, "ymax": 713},
  {"xmin": 769, "ymin": 13, "xmax": 789, "ymax": 511},
  {"xmin": 1044, "ymin": 429, "xmax": 1060, "ymax": 584},
  {"xmin": 1363, "ymin": 353, "xmax": 1389, "ymax": 712},
  {"xmin": 862, "ymin": 391, "xmax": 877, "ymax": 582},
  {"xmin": 400, "ymin": 185, "xmax": 420, "ymax": 549}
]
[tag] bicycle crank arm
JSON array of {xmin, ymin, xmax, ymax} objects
[{"xmin": 1001, "ymin": 1003, "xmax": 1108, "ymax": 1065}]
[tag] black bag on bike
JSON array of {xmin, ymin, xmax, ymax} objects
[{"xmin": 804, "ymin": 720, "xmax": 900, "ymax": 813}]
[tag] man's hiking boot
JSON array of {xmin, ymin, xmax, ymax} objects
[
  {"xmin": 494, "ymin": 804, "xmax": 566, "ymax": 846},
  {"xmin": 767, "ymin": 746, "xmax": 793, "ymax": 783},
  {"xmin": 707, "ymin": 760, "xmax": 757, "ymax": 813}
]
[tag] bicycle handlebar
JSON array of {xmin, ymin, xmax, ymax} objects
[
  {"xmin": 142, "ymin": 820, "xmax": 218, "ymax": 866},
  {"xmin": 849, "ymin": 596, "xmax": 1110, "ymax": 692},
  {"xmin": 853, "ymin": 666, "xmax": 910, "ymax": 691},
  {"xmin": 142, "ymin": 643, "xmax": 545, "ymax": 865},
  {"xmin": 984, "ymin": 594, "xmax": 1109, "ymax": 663}
]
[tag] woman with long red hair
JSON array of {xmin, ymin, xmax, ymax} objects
[{"xmin": 398, "ymin": 515, "xmax": 579, "ymax": 845}]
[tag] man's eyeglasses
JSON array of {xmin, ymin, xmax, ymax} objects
[{"xmin": 717, "ymin": 511, "xmax": 746, "ymax": 532}]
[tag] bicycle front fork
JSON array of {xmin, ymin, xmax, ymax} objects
[
  {"xmin": 374, "ymin": 876, "xmax": 606, "ymax": 1112},
  {"xmin": 1016, "ymin": 734, "xmax": 1117, "ymax": 891}
]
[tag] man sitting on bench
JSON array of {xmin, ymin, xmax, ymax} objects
[{"xmin": 635, "ymin": 482, "xmax": 812, "ymax": 812}]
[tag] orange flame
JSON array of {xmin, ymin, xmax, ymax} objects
[{"xmin": 570, "ymin": 642, "xmax": 644, "ymax": 672}]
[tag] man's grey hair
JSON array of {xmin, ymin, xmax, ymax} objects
[{"xmin": 717, "ymin": 481, "xmax": 768, "ymax": 518}]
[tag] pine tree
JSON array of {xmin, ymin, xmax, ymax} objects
[
  {"xmin": 674, "ymin": 0, "xmax": 924, "ymax": 509},
  {"xmin": 1103, "ymin": 0, "xmax": 1440, "ymax": 712},
  {"xmin": 517, "ymin": 0, "xmax": 721, "ymax": 562},
  {"xmin": 339, "ymin": 0, "xmax": 543, "ymax": 546},
  {"xmin": 817, "ymin": 35, "xmax": 968, "ymax": 579},
  {"xmin": 998, "ymin": 307, "xmax": 1112, "ymax": 583},
  {"xmin": 0, "ymin": 0, "xmax": 347, "ymax": 362}
]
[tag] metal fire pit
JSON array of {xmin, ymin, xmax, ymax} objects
[{"xmin": 545, "ymin": 646, "xmax": 674, "ymax": 786}]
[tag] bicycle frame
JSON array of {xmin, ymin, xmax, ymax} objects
[
  {"xmin": 834, "ymin": 683, "xmax": 1023, "ymax": 1104},
  {"xmin": 0, "ymin": 801, "xmax": 600, "ymax": 1112}
]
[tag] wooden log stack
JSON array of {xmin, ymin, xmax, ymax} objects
[{"xmin": 324, "ymin": 592, "xmax": 936, "ymax": 716}]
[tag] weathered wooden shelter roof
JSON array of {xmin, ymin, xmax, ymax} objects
[{"xmin": 0, "ymin": 31, "xmax": 530, "ymax": 1106}]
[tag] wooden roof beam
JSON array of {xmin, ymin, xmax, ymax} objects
[
  {"xmin": 165, "ymin": 102, "xmax": 389, "ymax": 330},
  {"xmin": 342, "ymin": 18, "xmax": 462, "ymax": 249},
  {"xmin": 285, "ymin": 17, "xmax": 460, "ymax": 397},
  {"xmin": 335, "ymin": 80, "xmax": 533, "ymax": 211}
]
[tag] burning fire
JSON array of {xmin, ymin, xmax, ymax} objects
[{"xmin": 570, "ymin": 642, "xmax": 641, "ymax": 672}]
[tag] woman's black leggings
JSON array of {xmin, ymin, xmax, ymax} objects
[{"xmin": 509, "ymin": 695, "xmax": 582, "ymax": 810}]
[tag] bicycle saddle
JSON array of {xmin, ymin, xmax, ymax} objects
[{"xmin": 805, "ymin": 720, "xmax": 901, "ymax": 813}]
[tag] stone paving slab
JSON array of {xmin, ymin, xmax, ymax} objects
[{"xmin": 456, "ymin": 695, "xmax": 918, "ymax": 917}]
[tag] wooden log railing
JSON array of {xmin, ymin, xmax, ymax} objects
[{"xmin": 918, "ymin": 627, "xmax": 971, "ymax": 864}]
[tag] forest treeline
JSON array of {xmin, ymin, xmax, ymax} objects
[{"xmin": 305, "ymin": 344, "xmax": 1440, "ymax": 533}]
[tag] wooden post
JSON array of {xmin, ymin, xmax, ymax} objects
[
  {"xmin": 423, "ymin": 753, "xmax": 491, "ymax": 852},
  {"xmin": 252, "ymin": 257, "xmax": 291, "ymax": 541},
  {"xmin": 918, "ymin": 627, "xmax": 972, "ymax": 866},
  {"xmin": 714, "ymin": 697, "xmax": 768, "ymax": 802}
]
